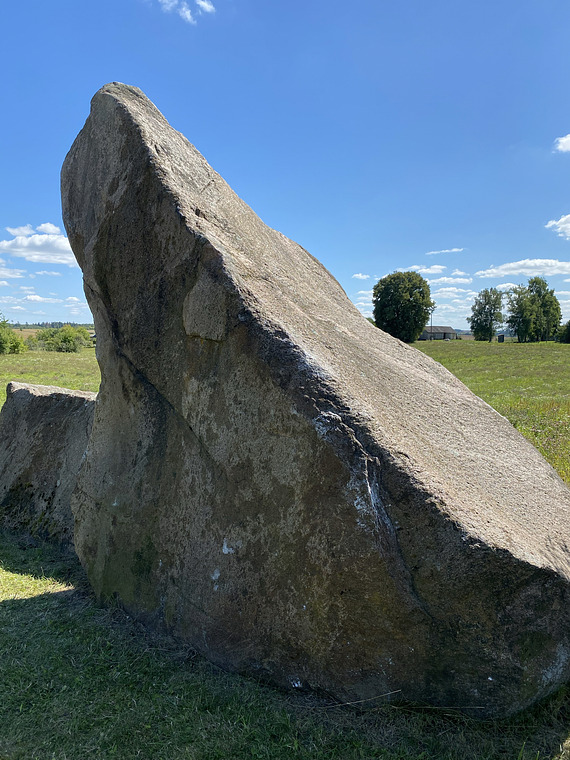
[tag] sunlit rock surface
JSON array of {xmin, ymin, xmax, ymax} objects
[
  {"xmin": 61, "ymin": 83, "xmax": 570, "ymax": 716},
  {"xmin": 0, "ymin": 382, "xmax": 95, "ymax": 547}
]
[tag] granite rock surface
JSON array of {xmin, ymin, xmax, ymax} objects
[
  {"xmin": 0, "ymin": 382, "xmax": 96, "ymax": 548},
  {"xmin": 61, "ymin": 83, "xmax": 570, "ymax": 716}
]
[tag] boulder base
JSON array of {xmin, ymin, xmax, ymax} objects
[
  {"xmin": 61, "ymin": 83, "xmax": 570, "ymax": 716},
  {"xmin": 0, "ymin": 382, "xmax": 96, "ymax": 547}
]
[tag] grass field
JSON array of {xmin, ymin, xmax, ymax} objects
[
  {"xmin": 0, "ymin": 348, "xmax": 100, "ymax": 408},
  {"xmin": 1, "ymin": 342, "xmax": 570, "ymax": 758}
]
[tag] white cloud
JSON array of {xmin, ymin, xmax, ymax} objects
[
  {"xmin": 405, "ymin": 264, "xmax": 446, "ymax": 275},
  {"xmin": 0, "ymin": 230, "xmax": 76, "ymax": 267},
  {"xmin": 425, "ymin": 247, "xmax": 464, "ymax": 256},
  {"xmin": 357, "ymin": 289, "xmax": 373, "ymax": 296},
  {"xmin": 178, "ymin": 2, "xmax": 196, "ymax": 23},
  {"xmin": 10, "ymin": 306, "xmax": 26, "ymax": 311},
  {"xmin": 431, "ymin": 287, "xmax": 470, "ymax": 297},
  {"xmin": 19, "ymin": 286, "xmax": 36, "ymax": 292},
  {"xmin": 0, "ymin": 281, "xmax": 8, "ymax": 288},
  {"xmin": 545, "ymin": 214, "xmax": 570, "ymax": 239},
  {"xmin": 157, "ymin": 0, "xmax": 197, "ymax": 23},
  {"xmin": 476, "ymin": 259, "xmax": 570, "ymax": 278},
  {"xmin": 496, "ymin": 282, "xmax": 518, "ymax": 291},
  {"xmin": 0, "ymin": 264, "xmax": 25, "ymax": 279},
  {"xmin": 452, "ymin": 269, "xmax": 466, "ymax": 275},
  {"xmin": 554, "ymin": 135, "xmax": 570, "ymax": 153},
  {"xmin": 66, "ymin": 296, "xmax": 81, "ymax": 302},
  {"xmin": 35, "ymin": 270, "xmax": 62, "ymax": 276},
  {"xmin": 352, "ymin": 273, "xmax": 370, "ymax": 280},
  {"xmin": 428, "ymin": 276, "xmax": 473, "ymax": 284},
  {"xmin": 36, "ymin": 222, "xmax": 61, "ymax": 235},
  {"xmin": 555, "ymin": 291, "xmax": 570, "ymax": 297},
  {"xmin": 23, "ymin": 295, "xmax": 63, "ymax": 303},
  {"xmin": 6, "ymin": 224, "xmax": 34, "ymax": 237},
  {"xmin": 196, "ymin": 0, "xmax": 215, "ymax": 11}
]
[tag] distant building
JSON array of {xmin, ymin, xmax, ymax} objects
[{"xmin": 419, "ymin": 326, "xmax": 457, "ymax": 341}]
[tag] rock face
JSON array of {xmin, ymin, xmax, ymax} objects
[
  {"xmin": 61, "ymin": 83, "xmax": 570, "ymax": 717},
  {"xmin": 0, "ymin": 382, "xmax": 96, "ymax": 547}
]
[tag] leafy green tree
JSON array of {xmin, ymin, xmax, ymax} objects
[
  {"xmin": 506, "ymin": 278, "xmax": 561, "ymax": 342},
  {"xmin": 527, "ymin": 276, "xmax": 561, "ymax": 341},
  {"xmin": 506, "ymin": 286, "xmax": 534, "ymax": 342},
  {"xmin": 31, "ymin": 324, "xmax": 92, "ymax": 353},
  {"xmin": 0, "ymin": 314, "xmax": 27, "ymax": 354},
  {"xmin": 558, "ymin": 320, "xmax": 570, "ymax": 343},
  {"xmin": 467, "ymin": 288, "xmax": 503, "ymax": 341},
  {"xmin": 372, "ymin": 271, "xmax": 434, "ymax": 343}
]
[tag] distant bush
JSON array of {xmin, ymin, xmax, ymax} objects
[
  {"xmin": 0, "ymin": 315, "xmax": 27, "ymax": 354},
  {"xmin": 28, "ymin": 325, "xmax": 93, "ymax": 353},
  {"xmin": 558, "ymin": 320, "xmax": 570, "ymax": 344}
]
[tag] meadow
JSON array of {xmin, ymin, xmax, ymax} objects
[
  {"xmin": 0, "ymin": 348, "xmax": 99, "ymax": 408},
  {"xmin": 1, "ymin": 341, "xmax": 570, "ymax": 759}
]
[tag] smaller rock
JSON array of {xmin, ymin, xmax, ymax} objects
[{"xmin": 0, "ymin": 382, "xmax": 96, "ymax": 548}]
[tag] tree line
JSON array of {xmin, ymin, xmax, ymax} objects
[
  {"xmin": 0, "ymin": 316, "xmax": 93, "ymax": 355},
  {"xmin": 371, "ymin": 272, "xmax": 569, "ymax": 343},
  {"xmin": 467, "ymin": 277, "xmax": 566, "ymax": 342}
]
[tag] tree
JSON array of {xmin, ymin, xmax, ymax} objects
[
  {"xmin": 558, "ymin": 320, "xmax": 570, "ymax": 343},
  {"xmin": 0, "ymin": 314, "xmax": 27, "ymax": 354},
  {"xmin": 30, "ymin": 324, "xmax": 93, "ymax": 353},
  {"xmin": 506, "ymin": 286, "xmax": 534, "ymax": 343},
  {"xmin": 372, "ymin": 271, "xmax": 434, "ymax": 343},
  {"xmin": 467, "ymin": 288, "xmax": 503, "ymax": 341},
  {"xmin": 506, "ymin": 277, "xmax": 561, "ymax": 342},
  {"xmin": 527, "ymin": 276, "xmax": 561, "ymax": 341}
]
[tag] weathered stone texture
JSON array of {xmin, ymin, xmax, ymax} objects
[
  {"xmin": 61, "ymin": 83, "xmax": 570, "ymax": 716},
  {"xmin": 0, "ymin": 382, "xmax": 96, "ymax": 547}
]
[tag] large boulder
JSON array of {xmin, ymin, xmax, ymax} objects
[
  {"xmin": 0, "ymin": 382, "xmax": 96, "ymax": 548},
  {"xmin": 61, "ymin": 82, "xmax": 570, "ymax": 716}
]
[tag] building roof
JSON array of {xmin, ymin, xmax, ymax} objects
[{"xmin": 422, "ymin": 326, "xmax": 456, "ymax": 333}]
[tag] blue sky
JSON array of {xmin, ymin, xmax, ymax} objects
[{"xmin": 1, "ymin": 0, "xmax": 570, "ymax": 328}]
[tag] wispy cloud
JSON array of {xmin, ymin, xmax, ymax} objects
[
  {"xmin": 404, "ymin": 264, "xmax": 446, "ymax": 275},
  {"xmin": 495, "ymin": 282, "xmax": 518, "ymax": 291},
  {"xmin": 6, "ymin": 224, "xmax": 34, "ymax": 237},
  {"xmin": 157, "ymin": 0, "xmax": 215, "ymax": 24},
  {"xmin": 428, "ymin": 276, "xmax": 473, "ymax": 284},
  {"xmin": 178, "ymin": 2, "xmax": 196, "ymax": 23},
  {"xmin": 36, "ymin": 270, "xmax": 62, "ymax": 276},
  {"xmin": 545, "ymin": 214, "xmax": 570, "ymax": 239},
  {"xmin": 196, "ymin": 0, "xmax": 215, "ymax": 12},
  {"xmin": 425, "ymin": 247, "xmax": 464, "ymax": 256},
  {"xmin": 0, "ymin": 224, "xmax": 76, "ymax": 267},
  {"xmin": 475, "ymin": 259, "xmax": 570, "ymax": 278},
  {"xmin": 554, "ymin": 134, "xmax": 570, "ymax": 153},
  {"xmin": 352, "ymin": 273, "xmax": 370, "ymax": 280},
  {"xmin": 431, "ymin": 287, "xmax": 471, "ymax": 297},
  {"xmin": 0, "ymin": 258, "xmax": 25, "ymax": 279},
  {"xmin": 23, "ymin": 295, "xmax": 63, "ymax": 303},
  {"xmin": 452, "ymin": 269, "xmax": 466, "ymax": 275}
]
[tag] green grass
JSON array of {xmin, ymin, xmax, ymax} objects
[
  {"xmin": 0, "ymin": 348, "xmax": 100, "ymax": 407},
  {"xmin": 1, "ymin": 342, "xmax": 570, "ymax": 758},
  {"xmin": 415, "ymin": 340, "xmax": 570, "ymax": 484},
  {"xmin": 2, "ymin": 530, "xmax": 570, "ymax": 760}
]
